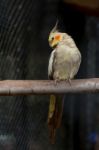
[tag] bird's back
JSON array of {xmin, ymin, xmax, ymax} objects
[{"xmin": 53, "ymin": 44, "xmax": 81, "ymax": 80}]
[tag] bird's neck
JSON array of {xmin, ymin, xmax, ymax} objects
[{"xmin": 57, "ymin": 37, "xmax": 75, "ymax": 48}]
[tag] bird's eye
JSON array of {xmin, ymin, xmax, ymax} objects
[{"xmin": 51, "ymin": 37, "xmax": 54, "ymax": 41}]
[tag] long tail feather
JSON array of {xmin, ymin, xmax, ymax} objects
[{"xmin": 47, "ymin": 94, "xmax": 64, "ymax": 143}]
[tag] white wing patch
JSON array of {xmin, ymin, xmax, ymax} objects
[{"xmin": 48, "ymin": 50, "xmax": 55, "ymax": 78}]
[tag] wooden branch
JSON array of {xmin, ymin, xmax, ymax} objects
[
  {"xmin": 64, "ymin": 0, "xmax": 99, "ymax": 10},
  {"xmin": 0, "ymin": 78, "xmax": 98, "ymax": 96},
  {"xmin": 64, "ymin": 0, "xmax": 99, "ymax": 16}
]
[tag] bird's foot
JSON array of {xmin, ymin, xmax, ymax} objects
[
  {"xmin": 66, "ymin": 78, "xmax": 72, "ymax": 86},
  {"xmin": 54, "ymin": 79, "xmax": 60, "ymax": 85}
]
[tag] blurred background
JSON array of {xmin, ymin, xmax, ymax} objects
[{"xmin": 0, "ymin": 0, "xmax": 99, "ymax": 150}]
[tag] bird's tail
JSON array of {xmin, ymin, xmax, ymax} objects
[{"xmin": 47, "ymin": 94, "xmax": 64, "ymax": 144}]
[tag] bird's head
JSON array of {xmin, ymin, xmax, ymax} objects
[
  {"xmin": 49, "ymin": 32, "xmax": 63, "ymax": 48},
  {"xmin": 48, "ymin": 21, "xmax": 63, "ymax": 48}
]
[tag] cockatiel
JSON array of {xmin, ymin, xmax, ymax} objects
[{"xmin": 47, "ymin": 22, "xmax": 81, "ymax": 143}]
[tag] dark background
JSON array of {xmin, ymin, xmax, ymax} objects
[{"xmin": 0, "ymin": 0, "xmax": 99, "ymax": 150}]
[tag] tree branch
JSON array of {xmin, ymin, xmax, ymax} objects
[{"xmin": 0, "ymin": 78, "xmax": 98, "ymax": 96}]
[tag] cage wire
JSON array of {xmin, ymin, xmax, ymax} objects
[
  {"xmin": 0, "ymin": 0, "xmax": 99, "ymax": 150},
  {"xmin": 0, "ymin": 0, "xmax": 64, "ymax": 150}
]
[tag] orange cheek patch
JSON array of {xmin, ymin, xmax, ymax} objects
[{"xmin": 55, "ymin": 35, "xmax": 61, "ymax": 41}]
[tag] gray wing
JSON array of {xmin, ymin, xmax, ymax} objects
[
  {"xmin": 70, "ymin": 50, "xmax": 81, "ymax": 79},
  {"xmin": 48, "ymin": 50, "xmax": 55, "ymax": 79}
]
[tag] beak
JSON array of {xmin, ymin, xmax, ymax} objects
[
  {"xmin": 49, "ymin": 39, "xmax": 57, "ymax": 48},
  {"xmin": 49, "ymin": 40, "xmax": 53, "ymax": 47}
]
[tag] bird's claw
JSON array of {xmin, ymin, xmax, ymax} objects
[
  {"xmin": 68, "ymin": 79, "xmax": 72, "ymax": 86},
  {"xmin": 54, "ymin": 79, "xmax": 60, "ymax": 85}
]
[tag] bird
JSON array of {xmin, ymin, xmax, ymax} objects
[{"xmin": 47, "ymin": 21, "xmax": 81, "ymax": 144}]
